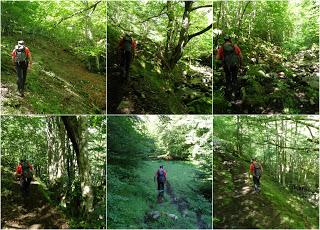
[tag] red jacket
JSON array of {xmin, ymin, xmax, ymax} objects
[
  {"xmin": 119, "ymin": 38, "xmax": 137, "ymax": 50},
  {"xmin": 249, "ymin": 163, "xmax": 254, "ymax": 174},
  {"xmin": 155, "ymin": 169, "xmax": 167, "ymax": 178},
  {"xmin": 16, "ymin": 162, "xmax": 33, "ymax": 174},
  {"xmin": 11, "ymin": 47, "xmax": 31, "ymax": 60},
  {"xmin": 217, "ymin": 43, "xmax": 241, "ymax": 60}
]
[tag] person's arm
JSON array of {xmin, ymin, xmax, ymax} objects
[
  {"xmin": 235, "ymin": 45, "xmax": 243, "ymax": 66},
  {"xmin": 132, "ymin": 40, "xmax": 137, "ymax": 59},
  {"xmin": 215, "ymin": 47, "xmax": 222, "ymax": 61},
  {"xmin": 28, "ymin": 162, "xmax": 33, "ymax": 171},
  {"xmin": 26, "ymin": 48, "xmax": 32, "ymax": 66},
  {"xmin": 11, "ymin": 50, "xmax": 16, "ymax": 64}
]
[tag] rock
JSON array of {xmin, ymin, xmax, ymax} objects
[
  {"xmin": 257, "ymin": 70, "xmax": 266, "ymax": 78},
  {"xmin": 167, "ymin": 213, "xmax": 178, "ymax": 220},
  {"xmin": 182, "ymin": 209, "xmax": 189, "ymax": 217},
  {"xmin": 149, "ymin": 211, "xmax": 160, "ymax": 220}
]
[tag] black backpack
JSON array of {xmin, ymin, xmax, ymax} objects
[
  {"xmin": 254, "ymin": 163, "xmax": 262, "ymax": 177},
  {"xmin": 15, "ymin": 45, "xmax": 27, "ymax": 62},
  {"xmin": 158, "ymin": 169, "xmax": 166, "ymax": 183},
  {"xmin": 22, "ymin": 161, "xmax": 32, "ymax": 178},
  {"xmin": 123, "ymin": 36, "xmax": 132, "ymax": 52},
  {"xmin": 223, "ymin": 43, "xmax": 239, "ymax": 69}
]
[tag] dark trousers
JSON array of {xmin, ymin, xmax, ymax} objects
[
  {"xmin": 253, "ymin": 175, "xmax": 261, "ymax": 190},
  {"xmin": 223, "ymin": 65, "xmax": 238, "ymax": 99},
  {"xmin": 120, "ymin": 50, "xmax": 132, "ymax": 75},
  {"xmin": 15, "ymin": 61, "xmax": 28, "ymax": 93},
  {"xmin": 157, "ymin": 180, "xmax": 165, "ymax": 191},
  {"xmin": 20, "ymin": 176, "xmax": 31, "ymax": 194}
]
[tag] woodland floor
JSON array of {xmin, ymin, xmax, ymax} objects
[
  {"xmin": 1, "ymin": 176, "xmax": 68, "ymax": 229},
  {"xmin": 107, "ymin": 161, "xmax": 212, "ymax": 229},
  {"xmin": 1, "ymin": 36, "xmax": 106, "ymax": 114},
  {"xmin": 214, "ymin": 149, "xmax": 319, "ymax": 229},
  {"xmin": 107, "ymin": 56, "xmax": 212, "ymax": 114},
  {"xmin": 144, "ymin": 180, "xmax": 209, "ymax": 229}
]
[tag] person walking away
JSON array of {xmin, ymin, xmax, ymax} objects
[
  {"xmin": 16, "ymin": 159, "xmax": 33, "ymax": 195},
  {"xmin": 215, "ymin": 35, "xmax": 242, "ymax": 100},
  {"xmin": 154, "ymin": 165, "xmax": 167, "ymax": 202},
  {"xmin": 11, "ymin": 40, "xmax": 32, "ymax": 97},
  {"xmin": 118, "ymin": 34, "xmax": 137, "ymax": 78},
  {"xmin": 249, "ymin": 158, "xmax": 263, "ymax": 192}
]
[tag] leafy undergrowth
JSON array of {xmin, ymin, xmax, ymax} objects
[
  {"xmin": 1, "ymin": 167, "xmax": 69, "ymax": 229},
  {"xmin": 213, "ymin": 38, "xmax": 319, "ymax": 114},
  {"xmin": 107, "ymin": 160, "xmax": 212, "ymax": 229},
  {"xmin": 1, "ymin": 35, "xmax": 106, "ymax": 114},
  {"xmin": 107, "ymin": 28, "xmax": 212, "ymax": 114},
  {"xmin": 214, "ymin": 145, "xmax": 319, "ymax": 229}
]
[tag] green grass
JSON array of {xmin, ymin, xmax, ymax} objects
[
  {"xmin": 107, "ymin": 160, "xmax": 212, "ymax": 229},
  {"xmin": 261, "ymin": 175, "xmax": 319, "ymax": 229},
  {"xmin": 1, "ymin": 35, "xmax": 105, "ymax": 114}
]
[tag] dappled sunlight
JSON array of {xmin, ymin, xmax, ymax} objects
[{"xmin": 280, "ymin": 215, "xmax": 294, "ymax": 225}]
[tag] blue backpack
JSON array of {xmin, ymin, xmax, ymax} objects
[{"xmin": 158, "ymin": 169, "xmax": 166, "ymax": 183}]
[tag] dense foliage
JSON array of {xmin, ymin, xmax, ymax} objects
[
  {"xmin": 213, "ymin": 115, "xmax": 319, "ymax": 228},
  {"xmin": 107, "ymin": 115, "xmax": 212, "ymax": 228},
  {"xmin": 1, "ymin": 116, "xmax": 106, "ymax": 228},
  {"xmin": 107, "ymin": 1, "xmax": 212, "ymax": 114},
  {"xmin": 213, "ymin": 0, "xmax": 319, "ymax": 114},
  {"xmin": 2, "ymin": 0, "xmax": 106, "ymax": 72}
]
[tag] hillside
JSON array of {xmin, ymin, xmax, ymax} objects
[
  {"xmin": 1, "ymin": 36, "xmax": 105, "ymax": 114},
  {"xmin": 213, "ymin": 116, "xmax": 319, "ymax": 229},
  {"xmin": 214, "ymin": 149, "xmax": 318, "ymax": 229}
]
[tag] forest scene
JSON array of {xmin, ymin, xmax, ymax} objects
[
  {"xmin": 107, "ymin": 1, "xmax": 212, "ymax": 114},
  {"xmin": 1, "ymin": 116, "xmax": 106, "ymax": 229},
  {"xmin": 107, "ymin": 115, "xmax": 212, "ymax": 229},
  {"xmin": 213, "ymin": 0, "xmax": 319, "ymax": 114},
  {"xmin": 213, "ymin": 115, "xmax": 319, "ymax": 228},
  {"xmin": 1, "ymin": 1, "xmax": 106, "ymax": 114}
]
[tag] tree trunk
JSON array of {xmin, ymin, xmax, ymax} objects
[
  {"xmin": 162, "ymin": 1, "xmax": 212, "ymax": 71},
  {"xmin": 62, "ymin": 116, "xmax": 93, "ymax": 216}
]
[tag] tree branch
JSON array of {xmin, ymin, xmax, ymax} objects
[
  {"xmin": 56, "ymin": 0, "xmax": 102, "ymax": 26},
  {"xmin": 188, "ymin": 23, "xmax": 212, "ymax": 41},
  {"xmin": 190, "ymin": 4, "xmax": 212, "ymax": 12},
  {"xmin": 140, "ymin": 5, "xmax": 166, "ymax": 23}
]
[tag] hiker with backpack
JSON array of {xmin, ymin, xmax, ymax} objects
[
  {"xmin": 16, "ymin": 159, "xmax": 33, "ymax": 195},
  {"xmin": 154, "ymin": 165, "xmax": 167, "ymax": 202},
  {"xmin": 215, "ymin": 35, "xmax": 243, "ymax": 100},
  {"xmin": 154, "ymin": 165, "xmax": 167, "ymax": 190},
  {"xmin": 249, "ymin": 158, "xmax": 263, "ymax": 192},
  {"xmin": 118, "ymin": 34, "xmax": 137, "ymax": 78},
  {"xmin": 11, "ymin": 40, "xmax": 32, "ymax": 97}
]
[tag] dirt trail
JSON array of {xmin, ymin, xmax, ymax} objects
[
  {"xmin": 1, "ymin": 180, "xmax": 68, "ymax": 229},
  {"xmin": 144, "ymin": 180, "xmax": 209, "ymax": 229},
  {"xmin": 166, "ymin": 181, "xmax": 208, "ymax": 229},
  {"xmin": 214, "ymin": 153, "xmax": 281, "ymax": 228}
]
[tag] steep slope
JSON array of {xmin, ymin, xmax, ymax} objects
[
  {"xmin": 1, "ymin": 169, "xmax": 69, "ymax": 229},
  {"xmin": 1, "ymin": 35, "xmax": 106, "ymax": 114},
  {"xmin": 213, "ymin": 145, "xmax": 319, "ymax": 228}
]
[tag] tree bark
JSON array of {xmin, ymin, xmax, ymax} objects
[{"xmin": 62, "ymin": 116, "xmax": 93, "ymax": 216}]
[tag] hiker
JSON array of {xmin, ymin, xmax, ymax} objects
[
  {"xmin": 215, "ymin": 35, "xmax": 243, "ymax": 100},
  {"xmin": 11, "ymin": 40, "xmax": 32, "ymax": 97},
  {"xmin": 154, "ymin": 165, "xmax": 167, "ymax": 191},
  {"xmin": 250, "ymin": 158, "xmax": 263, "ymax": 192},
  {"xmin": 118, "ymin": 34, "xmax": 137, "ymax": 78},
  {"xmin": 16, "ymin": 159, "xmax": 33, "ymax": 195}
]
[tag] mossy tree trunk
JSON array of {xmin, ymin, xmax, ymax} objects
[{"xmin": 62, "ymin": 116, "xmax": 93, "ymax": 217}]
